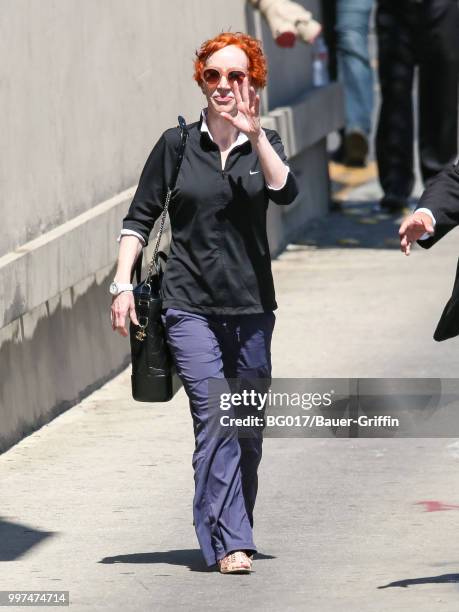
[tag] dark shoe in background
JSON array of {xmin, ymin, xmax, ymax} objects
[
  {"xmin": 344, "ymin": 131, "xmax": 368, "ymax": 167},
  {"xmin": 330, "ymin": 127, "xmax": 346, "ymax": 163},
  {"xmin": 380, "ymin": 193, "xmax": 409, "ymax": 213},
  {"xmin": 331, "ymin": 141, "xmax": 345, "ymax": 164}
]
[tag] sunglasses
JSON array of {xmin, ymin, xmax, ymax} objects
[{"xmin": 201, "ymin": 67, "xmax": 247, "ymax": 87}]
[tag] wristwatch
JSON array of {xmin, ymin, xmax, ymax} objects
[{"xmin": 109, "ymin": 281, "xmax": 134, "ymax": 296}]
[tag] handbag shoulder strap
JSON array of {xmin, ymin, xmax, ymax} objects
[{"xmin": 141, "ymin": 116, "xmax": 188, "ymax": 285}]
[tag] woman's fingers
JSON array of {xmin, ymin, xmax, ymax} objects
[
  {"xmin": 248, "ymin": 85, "xmax": 254, "ymax": 111},
  {"xmin": 254, "ymin": 93, "xmax": 260, "ymax": 117},
  {"xmin": 242, "ymin": 75, "xmax": 250, "ymax": 106},
  {"xmin": 111, "ymin": 292, "xmax": 135, "ymax": 336},
  {"xmin": 115, "ymin": 311, "xmax": 127, "ymax": 335},
  {"xmin": 233, "ymin": 80, "xmax": 243, "ymax": 106},
  {"xmin": 113, "ymin": 311, "xmax": 128, "ymax": 336},
  {"xmin": 248, "ymin": 86, "xmax": 257, "ymax": 114},
  {"xmin": 129, "ymin": 302, "xmax": 139, "ymax": 327}
]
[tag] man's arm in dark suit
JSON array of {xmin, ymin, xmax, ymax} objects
[{"xmin": 415, "ymin": 162, "xmax": 459, "ymax": 249}]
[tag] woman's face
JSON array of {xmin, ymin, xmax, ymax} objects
[{"xmin": 200, "ymin": 44, "xmax": 250, "ymax": 117}]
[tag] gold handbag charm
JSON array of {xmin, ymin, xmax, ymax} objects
[{"xmin": 135, "ymin": 316, "xmax": 148, "ymax": 341}]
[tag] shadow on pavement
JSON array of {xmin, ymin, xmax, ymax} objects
[
  {"xmin": 0, "ymin": 519, "xmax": 54, "ymax": 561},
  {"xmin": 378, "ymin": 572, "xmax": 459, "ymax": 589},
  {"xmin": 99, "ymin": 549, "xmax": 275, "ymax": 573},
  {"xmin": 292, "ymin": 199, "xmax": 416, "ymax": 251}
]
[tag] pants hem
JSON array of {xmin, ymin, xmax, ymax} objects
[{"xmin": 205, "ymin": 542, "xmax": 258, "ymax": 567}]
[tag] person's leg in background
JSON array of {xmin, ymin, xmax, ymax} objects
[
  {"xmin": 418, "ymin": 0, "xmax": 459, "ymax": 187},
  {"xmin": 161, "ymin": 308, "xmax": 256, "ymax": 568},
  {"xmin": 376, "ymin": 0, "xmax": 417, "ymax": 210},
  {"xmin": 335, "ymin": 0, "xmax": 374, "ymax": 166},
  {"xmin": 320, "ymin": 0, "xmax": 338, "ymax": 81},
  {"xmin": 320, "ymin": 0, "xmax": 350, "ymax": 163}
]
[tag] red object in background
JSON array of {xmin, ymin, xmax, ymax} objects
[
  {"xmin": 416, "ymin": 500, "xmax": 459, "ymax": 512},
  {"xmin": 276, "ymin": 31, "xmax": 296, "ymax": 47}
]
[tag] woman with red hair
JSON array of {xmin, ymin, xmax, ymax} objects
[{"xmin": 111, "ymin": 32, "xmax": 298, "ymax": 573}]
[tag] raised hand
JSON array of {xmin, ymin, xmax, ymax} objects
[{"xmin": 220, "ymin": 76, "xmax": 261, "ymax": 139}]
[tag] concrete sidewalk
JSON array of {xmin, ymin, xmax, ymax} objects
[{"xmin": 2, "ymin": 176, "xmax": 459, "ymax": 610}]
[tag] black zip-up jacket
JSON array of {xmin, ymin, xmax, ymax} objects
[{"xmin": 122, "ymin": 114, "xmax": 299, "ymax": 314}]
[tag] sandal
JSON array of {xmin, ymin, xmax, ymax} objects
[{"xmin": 218, "ymin": 550, "xmax": 252, "ymax": 574}]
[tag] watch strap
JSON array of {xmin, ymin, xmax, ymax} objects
[{"xmin": 111, "ymin": 282, "xmax": 133, "ymax": 294}]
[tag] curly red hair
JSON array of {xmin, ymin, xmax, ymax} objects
[{"xmin": 193, "ymin": 32, "xmax": 267, "ymax": 89}]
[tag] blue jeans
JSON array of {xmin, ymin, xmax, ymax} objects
[
  {"xmin": 336, "ymin": 0, "xmax": 374, "ymax": 136},
  {"xmin": 161, "ymin": 307, "xmax": 275, "ymax": 567}
]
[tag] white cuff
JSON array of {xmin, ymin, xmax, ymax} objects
[
  {"xmin": 117, "ymin": 229, "xmax": 146, "ymax": 244},
  {"xmin": 415, "ymin": 208, "xmax": 436, "ymax": 241},
  {"xmin": 266, "ymin": 165, "xmax": 290, "ymax": 190}
]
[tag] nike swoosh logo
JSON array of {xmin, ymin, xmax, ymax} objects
[{"xmin": 249, "ymin": 170, "xmax": 260, "ymax": 175}]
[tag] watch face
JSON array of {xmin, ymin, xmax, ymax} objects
[{"xmin": 109, "ymin": 282, "xmax": 118, "ymax": 295}]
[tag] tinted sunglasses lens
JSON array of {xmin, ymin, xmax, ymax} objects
[
  {"xmin": 228, "ymin": 71, "xmax": 246, "ymax": 85},
  {"xmin": 203, "ymin": 69, "xmax": 220, "ymax": 85}
]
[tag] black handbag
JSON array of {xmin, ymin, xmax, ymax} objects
[{"xmin": 129, "ymin": 116, "xmax": 188, "ymax": 401}]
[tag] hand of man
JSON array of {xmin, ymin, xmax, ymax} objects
[{"xmin": 399, "ymin": 212, "xmax": 435, "ymax": 256}]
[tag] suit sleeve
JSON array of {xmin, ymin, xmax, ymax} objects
[
  {"xmin": 121, "ymin": 133, "xmax": 169, "ymax": 247},
  {"xmin": 264, "ymin": 130, "xmax": 299, "ymax": 205},
  {"xmin": 416, "ymin": 162, "xmax": 459, "ymax": 249}
]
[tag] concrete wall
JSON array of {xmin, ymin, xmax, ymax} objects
[
  {"xmin": 1, "ymin": 0, "xmax": 248, "ymax": 257},
  {"xmin": 0, "ymin": 0, "xmax": 343, "ymax": 453}
]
